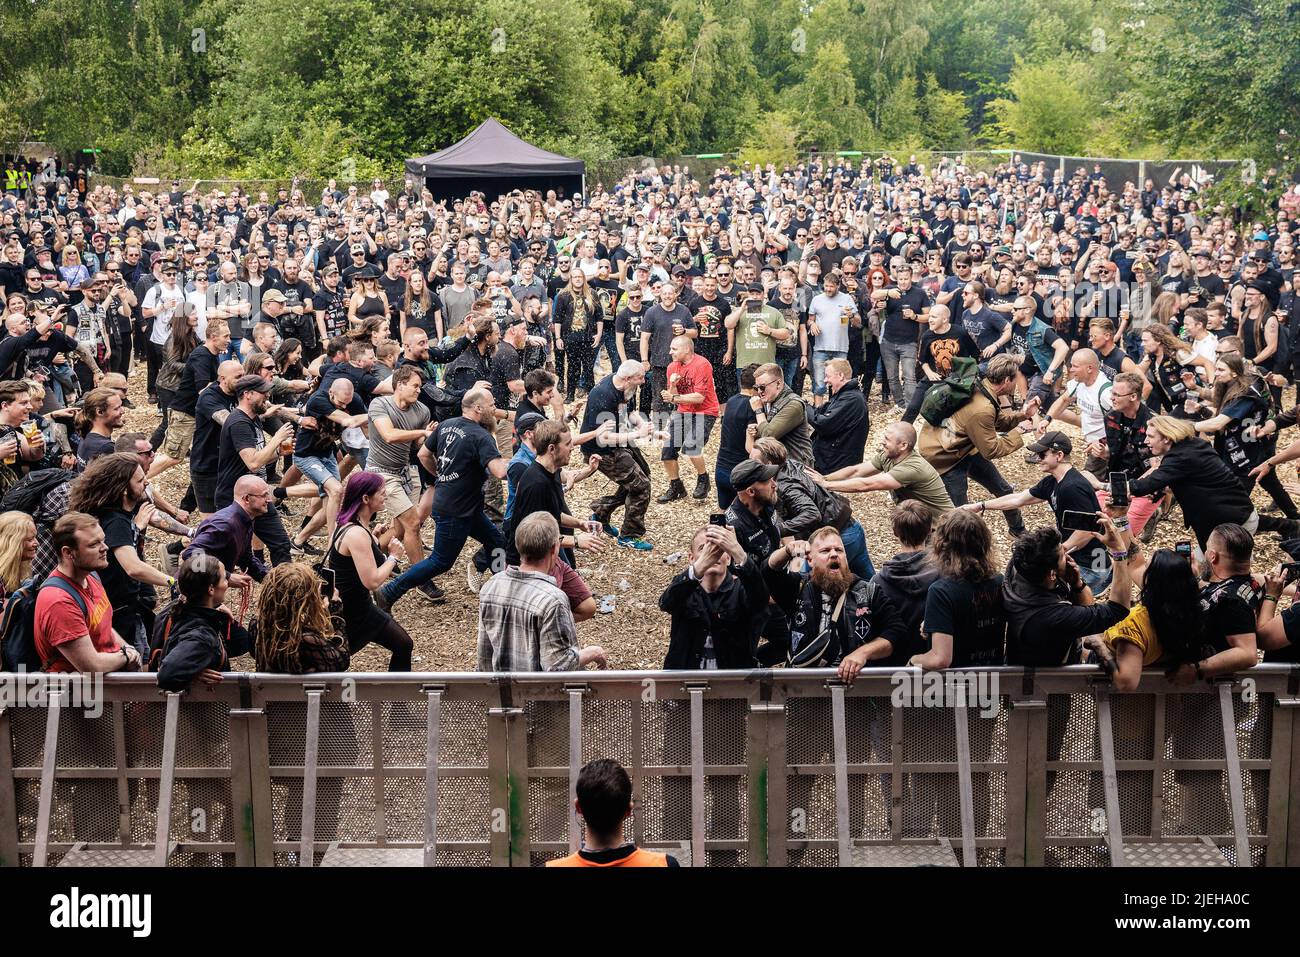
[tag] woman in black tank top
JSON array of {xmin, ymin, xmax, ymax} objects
[
  {"xmin": 327, "ymin": 470, "xmax": 413, "ymax": 670},
  {"xmin": 348, "ymin": 270, "xmax": 389, "ymax": 328}
]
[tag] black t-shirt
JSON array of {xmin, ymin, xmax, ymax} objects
[
  {"xmin": 717, "ymin": 393, "xmax": 758, "ymax": 474},
  {"xmin": 614, "ymin": 307, "xmax": 646, "ymax": 359},
  {"xmin": 1199, "ymin": 576, "xmax": 1257, "ymax": 657},
  {"xmin": 640, "ymin": 303, "xmax": 694, "ymax": 366},
  {"xmin": 505, "ymin": 461, "xmax": 569, "ymax": 565},
  {"xmin": 1008, "ymin": 321, "xmax": 1062, "ymax": 377},
  {"xmin": 881, "ymin": 285, "xmax": 930, "ymax": 343},
  {"xmin": 76, "ymin": 432, "xmax": 115, "ymax": 465},
  {"xmin": 318, "ymin": 361, "xmax": 382, "ymax": 405},
  {"xmin": 24, "ymin": 330, "xmax": 80, "ymax": 371},
  {"xmin": 426, "ymin": 415, "xmax": 500, "ymax": 518},
  {"xmin": 173, "ymin": 344, "xmax": 220, "ymax": 415},
  {"xmin": 579, "ymin": 374, "xmax": 627, "ymax": 458},
  {"xmin": 1104, "ymin": 405, "xmax": 1152, "ymax": 479},
  {"xmin": 295, "ymin": 391, "xmax": 360, "ymax": 458},
  {"xmin": 691, "ymin": 295, "xmax": 730, "ymax": 361},
  {"xmin": 313, "ymin": 288, "xmax": 348, "ymax": 341},
  {"xmin": 216, "ymin": 408, "xmax": 266, "ymax": 506},
  {"xmin": 923, "ymin": 575, "xmax": 1006, "ymax": 666},
  {"xmin": 512, "ymin": 396, "xmax": 546, "ymax": 450},
  {"xmin": 489, "ymin": 341, "xmax": 523, "ymax": 410},
  {"xmin": 1029, "ymin": 469, "xmax": 1107, "ymax": 574},
  {"xmin": 918, "ymin": 327, "xmax": 978, "ymax": 379},
  {"xmin": 192, "ymin": 385, "xmax": 235, "ymax": 475},
  {"xmin": 97, "ymin": 507, "xmax": 145, "ymax": 629},
  {"xmin": 767, "ymin": 293, "xmax": 804, "ymax": 355}
]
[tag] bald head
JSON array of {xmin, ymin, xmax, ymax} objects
[
  {"xmin": 233, "ymin": 475, "xmax": 269, "ymax": 516},
  {"xmin": 217, "ymin": 359, "xmax": 246, "ymax": 391},
  {"xmin": 883, "ymin": 421, "xmax": 917, "ymax": 460},
  {"xmin": 329, "ymin": 377, "xmax": 354, "ymax": 402},
  {"xmin": 668, "ymin": 334, "xmax": 694, "ymax": 364}
]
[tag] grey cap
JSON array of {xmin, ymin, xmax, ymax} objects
[
  {"xmin": 729, "ymin": 459, "xmax": 779, "ymax": 491},
  {"xmin": 234, "ymin": 374, "xmax": 272, "ymax": 396}
]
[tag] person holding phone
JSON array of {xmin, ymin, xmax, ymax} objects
[{"xmin": 962, "ymin": 430, "xmax": 1120, "ymax": 592}]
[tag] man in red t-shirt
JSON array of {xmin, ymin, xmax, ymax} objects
[
  {"xmin": 656, "ymin": 335, "xmax": 720, "ymax": 502},
  {"xmin": 34, "ymin": 512, "xmax": 141, "ymax": 674}
]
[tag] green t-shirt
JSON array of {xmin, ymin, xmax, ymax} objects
[
  {"xmin": 734, "ymin": 305, "xmax": 785, "ymax": 369},
  {"xmin": 870, "ymin": 448, "xmax": 954, "ymax": 518}
]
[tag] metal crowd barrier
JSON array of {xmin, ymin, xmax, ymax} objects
[{"xmin": 1, "ymin": 666, "xmax": 1297, "ymax": 867}]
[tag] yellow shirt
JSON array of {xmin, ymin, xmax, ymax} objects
[{"xmin": 1102, "ymin": 604, "xmax": 1163, "ymax": 665}]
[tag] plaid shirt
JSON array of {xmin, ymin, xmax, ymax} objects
[{"xmin": 476, "ymin": 567, "xmax": 579, "ymax": 672}]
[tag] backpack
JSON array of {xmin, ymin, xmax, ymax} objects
[
  {"xmin": 919, "ymin": 356, "xmax": 982, "ymax": 427},
  {"xmin": 0, "ymin": 467, "xmax": 75, "ymax": 515},
  {"xmin": 1, "ymin": 574, "xmax": 94, "ymax": 673}
]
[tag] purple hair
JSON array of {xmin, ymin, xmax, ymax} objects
[{"xmin": 337, "ymin": 470, "xmax": 384, "ymax": 527}]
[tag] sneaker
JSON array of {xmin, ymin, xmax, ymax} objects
[
  {"xmin": 417, "ymin": 581, "xmax": 446, "ymax": 603},
  {"xmin": 276, "ymin": 501, "xmax": 292, "ymax": 517},
  {"xmin": 466, "ymin": 559, "xmax": 484, "ymax": 595},
  {"xmin": 591, "ymin": 514, "xmax": 619, "ymax": 538},
  {"xmin": 616, "ymin": 536, "xmax": 654, "ymax": 551},
  {"xmin": 655, "ymin": 479, "xmax": 686, "ymax": 504},
  {"xmin": 692, "ymin": 474, "xmax": 711, "ymax": 500},
  {"xmin": 1137, "ymin": 512, "xmax": 1161, "ymax": 545},
  {"xmin": 291, "ymin": 539, "xmax": 323, "ymax": 557},
  {"xmin": 161, "ymin": 540, "xmax": 182, "ymax": 577}
]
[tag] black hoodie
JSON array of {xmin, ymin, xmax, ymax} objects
[
  {"xmin": 154, "ymin": 602, "xmax": 252, "ymax": 691},
  {"xmin": 1002, "ymin": 562, "xmax": 1127, "ymax": 665},
  {"xmin": 873, "ymin": 550, "xmax": 938, "ymax": 646}
]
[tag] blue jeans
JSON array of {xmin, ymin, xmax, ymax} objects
[
  {"xmin": 716, "ymin": 463, "xmax": 737, "ymax": 510},
  {"xmin": 879, "ymin": 338, "xmax": 918, "ymax": 410},
  {"xmin": 776, "ymin": 352, "xmax": 800, "ymax": 388},
  {"xmin": 381, "ymin": 510, "xmax": 505, "ymax": 602},
  {"xmin": 223, "ymin": 337, "xmax": 243, "ymax": 362},
  {"xmin": 1076, "ymin": 552, "xmax": 1114, "ymax": 595},
  {"xmin": 840, "ymin": 519, "xmax": 876, "ymax": 581},
  {"xmin": 811, "ymin": 348, "xmax": 847, "ymax": 397}
]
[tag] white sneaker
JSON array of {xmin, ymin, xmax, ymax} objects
[{"xmin": 466, "ymin": 559, "xmax": 483, "ymax": 595}]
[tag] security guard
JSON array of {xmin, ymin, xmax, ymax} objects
[{"xmin": 546, "ymin": 759, "xmax": 678, "ymax": 867}]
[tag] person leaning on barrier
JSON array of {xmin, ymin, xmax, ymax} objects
[
  {"xmin": 1003, "ymin": 513, "xmax": 1133, "ymax": 666},
  {"xmin": 872, "ymin": 501, "xmax": 938, "ymax": 645},
  {"xmin": 154, "ymin": 554, "xmax": 251, "ymax": 691},
  {"xmin": 659, "ymin": 522, "xmax": 768, "ymax": 669},
  {"xmin": 911, "ymin": 508, "xmax": 1007, "ymax": 669},
  {"xmin": 546, "ymin": 758, "xmax": 678, "ymax": 867},
  {"xmin": 1085, "ymin": 549, "xmax": 1211, "ymax": 691},
  {"xmin": 33, "ymin": 511, "xmax": 142, "ymax": 673},
  {"xmin": 251, "ymin": 562, "xmax": 351, "ymax": 674},
  {"xmin": 764, "ymin": 526, "xmax": 908, "ymax": 681},
  {"xmin": 476, "ymin": 512, "xmax": 606, "ymax": 672}
]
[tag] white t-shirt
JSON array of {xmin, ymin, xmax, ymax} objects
[
  {"xmin": 142, "ymin": 282, "xmax": 184, "ymax": 346},
  {"xmin": 1066, "ymin": 372, "xmax": 1114, "ymax": 443},
  {"xmin": 1190, "ymin": 334, "xmax": 1217, "ymax": 368}
]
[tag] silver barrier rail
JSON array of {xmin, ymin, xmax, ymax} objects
[{"xmin": 1, "ymin": 667, "xmax": 1296, "ymax": 867}]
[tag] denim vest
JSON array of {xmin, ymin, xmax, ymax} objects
[{"xmin": 1018, "ymin": 318, "xmax": 1057, "ymax": 376}]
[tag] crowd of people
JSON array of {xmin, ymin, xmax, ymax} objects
[{"xmin": 1, "ymin": 151, "xmax": 1299, "ymax": 705}]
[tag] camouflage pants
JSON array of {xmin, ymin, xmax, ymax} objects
[{"xmin": 589, "ymin": 447, "xmax": 651, "ymax": 539}]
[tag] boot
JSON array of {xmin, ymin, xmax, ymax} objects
[
  {"xmin": 656, "ymin": 479, "xmax": 686, "ymax": 504},
  {"xmin": 692, "ymin": 473, "xmax": 711, "ymax": 499}
]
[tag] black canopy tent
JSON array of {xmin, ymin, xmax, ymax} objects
[{"xmin": 405, "ymin": 118, "xmax": 585, "ymax": 202}]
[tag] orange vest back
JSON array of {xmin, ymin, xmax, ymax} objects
[{"xmin": 546, "ymin": 847, "xmax": 670, "ymax": 868}]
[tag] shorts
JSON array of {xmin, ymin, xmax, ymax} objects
[
  {"xmin": 377, "ymin": 465, "xmax": 418, "ymax": 517},
  {"xmin": 661, "ymin": 411, "xmax": 716, "ymax": 460},
  {"xmin": 293, "ymin": 454, "xmax": 339, "ymax": 491},
  {"xmin": 1095, "ymin": 488, "xmax": 1160, "ymax": 537},
  {"xmin": 161, "ymin": 410, "xmax": 195, "ymax": 459},
  {"xmin": 342, "ymin": 444, "xmax": 368, "ymax": 469},
  {"xmin": 192, "ymin": 470, "xmax": 218, "ymax": 514}
]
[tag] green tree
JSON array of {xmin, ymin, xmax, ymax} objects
[{"xmin": 986, "ymin": 57, "xmax": 1096, "ymax": 154}]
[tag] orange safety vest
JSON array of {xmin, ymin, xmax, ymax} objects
[{"xmin": 546, "ymin": 847, "xmax": 670, "ymax": 868}]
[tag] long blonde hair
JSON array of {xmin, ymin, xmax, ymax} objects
[{"xmin": 0, "ymin": 511, "xmax": 35, "ymax": 592}]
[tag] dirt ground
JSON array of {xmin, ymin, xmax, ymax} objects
[{"xmin": 125, "ymin": 368, "xmax": 1296, "ymax": 672}]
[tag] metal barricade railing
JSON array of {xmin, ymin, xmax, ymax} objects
[{"xmin": 1, "ymin": 667, "xmax": 1296, "ymax": 866}]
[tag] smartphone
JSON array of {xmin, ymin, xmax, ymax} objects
[
  {"xmin": 1174, "ymin": 540, "xmax": 1193, "ymax": 559},
  {"xmin": 1284, "ymin": 562, "xmax": 1300, "ymax": 585},
  {"xmin": 1108, "ymin": 472, "xmax": 1130, "ymax": 507},
  {"xmin": 708, "ymin": 513, "xmax": 728, "ymax": 527},
  {"xmin": 1061, "ymin": 510, "xmax": 1102, "ymax": 534}
]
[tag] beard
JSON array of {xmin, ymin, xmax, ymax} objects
[{"xmin": 811, "ymin": 561, "xmax": 853, "ymax": 599}]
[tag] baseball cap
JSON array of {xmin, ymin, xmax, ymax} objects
[
  {"xmin": 260, "ymin": 288, "xmax": 286, "ymax": 304},
  {"xmin": 515, "ymin": 412, "xmax": 546, "ymax": 434},
  {"xmin": 729, "ymin": 460, "xmax": 779, "ymax": 491},
  {"xmin": 234, "ymin": 374, "xmax": 272, "ymax": 396},
  {"xmin": 1026, "ymin": 430, "xmax": 1072, "ymax": 459},
  {"xmin": 1254, "ymin": 231, "xmax": 1271, "ymax": 242}
]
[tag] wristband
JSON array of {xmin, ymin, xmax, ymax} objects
[
  {"xmin": 1263, "ymin": 594, "xmax": 1280, "ymax": 604},
  {"xmin": 1195, "ymin": 661, "xmax": 1205, "ymax": 681},
  {"xmin": 1112, "ymin": 519, "xmax": 1130, "ymax": 530},
  {"xmin": 1108, "ymin": 550, "xmax": 1129, "ymax": 561}
]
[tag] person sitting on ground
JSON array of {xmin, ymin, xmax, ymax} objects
[
  {"xmin": 154, "ymin": 554, "xmax": 252, "ymax": 691},
  {"xmin": 545, "ymin": 758, "xmax": 679, "ymax": 867}
]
